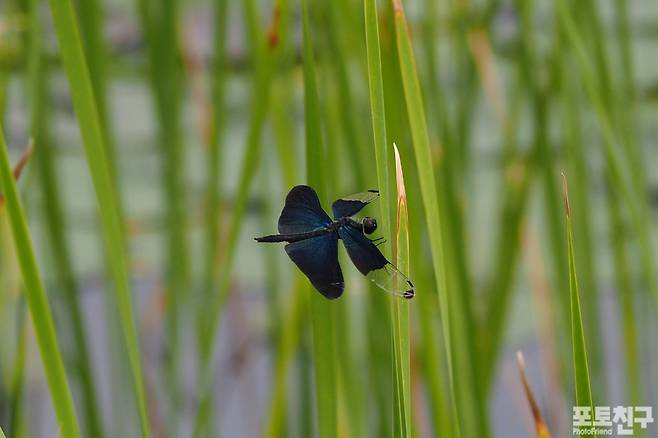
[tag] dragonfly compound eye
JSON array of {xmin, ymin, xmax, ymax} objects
[{"xmin": 362, "ymin": 217, "xmax": 377, "ymax": 234}]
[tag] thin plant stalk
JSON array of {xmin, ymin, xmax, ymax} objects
[
  {"xmin": 27, "ymin": 0, "xmax": 104, "ymax": 434},
  {"xmin": 0, "ymin": 129, "xmax": 82, "ymax": 438}
]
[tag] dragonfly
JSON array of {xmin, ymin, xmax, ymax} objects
[{"xmin": 255, "ymin": 185, "xmax": 414, "ymax": 300}]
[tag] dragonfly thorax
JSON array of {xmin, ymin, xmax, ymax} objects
[{"xmin": 329, "ymin": 216, "xmax": 377, "ymax": 235}]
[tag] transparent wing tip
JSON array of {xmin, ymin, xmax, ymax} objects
[
  {"xmin": 367, "ymin": 265, "xmax": 415, "ymax": 300},
  {"xmin": 402, "ymin": 280, "xmax": 415, "ymax": 299}
]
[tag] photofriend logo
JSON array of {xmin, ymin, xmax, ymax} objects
[{"xmin": 572, "ymin": 406, "xmax": 654, "ymax": 436}]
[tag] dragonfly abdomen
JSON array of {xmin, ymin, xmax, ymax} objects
[{"xmin": 254, "ymin": 228, "xmax": 332, "ymax": 243}]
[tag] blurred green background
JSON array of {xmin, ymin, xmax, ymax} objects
[{"xmin": 0, "ymin": 0, "xmax": 657, "ymax": 437}]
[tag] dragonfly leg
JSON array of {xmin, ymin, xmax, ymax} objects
[{"xmin": 369, "ymin": 237, "xmax": 387, "ymax": 247}]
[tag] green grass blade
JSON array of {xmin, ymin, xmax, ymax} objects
[
  {"xmin": 0, "ymin": 425, "xmax": 5, "ymax": 438},
  {"xmin": 561, "ymin": 175, "xmax": 594, "ymax": 418},
  {"xmin": 44, "ymin": 0, "xmax": 151, "ymax": 434},
  {"xmin": 364, "ymin": 0, "xmax": 391, "ymax": 236},
  {"xmin": 8, "ymin": 300, "xmax": 27, "ymax": 437},
  {"xmin": 302, "ymin": 1, "xmax": 337, "ymax": 437},
  {"xmin": 27, "ymin": 0, "xmax": 104, "ymax": 434},
  {"xmin": 392, "ymin": 144, "xmax": 411, "ymax": 437},
  {"xmin": 0, "ymin": 130, "xmax": 81, "ymax": 438},
  {"xmin": 556, "ymin": 0, "xmax": 658, "ymax": 308},
  {"xmin": 391, "ymin": 1, "xmax": 485, "ymax": 436}
]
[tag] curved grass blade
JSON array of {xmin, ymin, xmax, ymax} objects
[
  {"xmin": 561, "ymin": 174, "xmax": 594, "ymax": 425},
  {"xmin": 0, "ymin": 130, "xmax": 82, "ymax": 438},
  {"xmin": 44, "ymin": 0, "xmax": 151, "ymax": 434}
]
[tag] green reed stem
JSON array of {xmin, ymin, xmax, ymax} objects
[
  {"xmin": 27, "ymin": 0, "xmax": 104, "ymax": 434},
  {"xmin": 0, "ymin": 128, "xmax": 81, "ymax": 438}
]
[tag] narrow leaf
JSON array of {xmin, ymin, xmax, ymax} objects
[
  {"xmin": 562, "ymin": 174, "xmax": 595, "ymax": 423},
  {"xmin": 0, "ymin": 130, "xmax": 81, "ymax": 438}
]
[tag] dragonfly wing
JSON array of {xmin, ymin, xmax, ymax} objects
[
  {"xmin": 331, "ymin": 190, "xmax": 379, "ymax": 219},
  {"xmin": 338, "ymin": 225, "xmax": 414, "ymax": 299},
  {"xmin": 278, "ymin": 185, "xmax": 332, "ymax": 234},
  {"xmin": 285, "ymin": 233, "xmax": 344, "ymax": 299}
]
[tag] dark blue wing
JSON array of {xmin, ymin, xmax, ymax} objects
[
  {"xmin": 278, "ymin": 185, "xmax": 332, "ymax": 234},
  {"xmin": 285, "ymin": 233, "xmax": 344, "ymax": 299},
  {"xmin": 331, "ymin": 190, "xmax": 379, "ymax": 219},
  {"xmin": 338, "ymin": 225, "xmax": 414, "ymax": 299}
]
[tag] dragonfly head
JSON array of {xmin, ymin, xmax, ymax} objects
[{"xmin": 362, "ymin": 216, "xmax": 377, "ymax": 234}]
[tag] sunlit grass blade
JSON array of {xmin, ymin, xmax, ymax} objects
[
  {"xmin": 301, "ymin": 1, "xmax": 337, "ymax": 436},
  {"xmin": 391, "ymin": 143, "xmax": 411, "ymax": 437},
  {"xmin": 0, "ymin": 425, "xmax": 5, "ymax": 438},
  {"xmin": 0, "ymin": 130, "xmax": 82, "ymax": 438},
  {"xmin": 517, "ymin": 351, "xmax": 552, "ymax": 438},
  {"xmin": 391, "ymin": 0, "xmax": 485, "ymax": 435},
  {"xmin": 45, "ymin": 0, "xmax": 151, "ymax": 435},
  {"xmin": 561, "ymin": 174, "xmax": 594, "ymax": 420}
]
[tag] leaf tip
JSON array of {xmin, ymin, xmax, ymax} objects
[
  {"xmin": 393, "ymin": 142, "xmax": 407, "ymax": 203},
  {"xmin": 516, "ymin": 350, "xmax": 552, "ymax": 438},
  {"xmin": 561, "ymin": 172, "xmax": 570, "ymax": 219}
]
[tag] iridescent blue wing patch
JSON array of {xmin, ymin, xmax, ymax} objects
[
  {"xmin": 285, "ymin": 233, "xmax": 344, "ymax": 299},
  {"xmin": 278, "ymin": 185, "xmax": 332, "ymax": 234}
]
